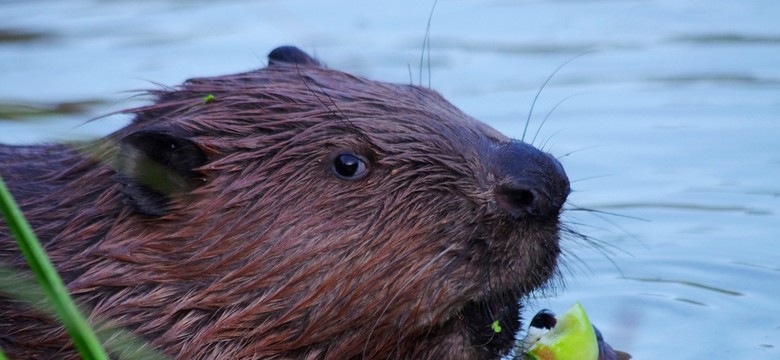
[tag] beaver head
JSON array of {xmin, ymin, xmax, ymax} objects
[{"xmin": 0, "ymin": 46, "xmax": 569, "ymax": 359}]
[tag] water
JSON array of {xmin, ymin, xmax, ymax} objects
[{"xmin": 1, "ymin": 0, "xmax": 779, "ymax": 358}]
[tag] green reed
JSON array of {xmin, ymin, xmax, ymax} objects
[{"xmin": 0, "ymin": 176, "xmax": 109, "ymax": 360}]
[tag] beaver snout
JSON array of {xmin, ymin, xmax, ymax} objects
[{"xmin": 492, "ymin": 140, "xmax": 570, "ymax": 219}]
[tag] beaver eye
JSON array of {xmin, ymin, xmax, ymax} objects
[{"xmin": 332, "ymin": 153, "xmax": 368, "ymax": 180}]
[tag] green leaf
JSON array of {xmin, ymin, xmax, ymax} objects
[{"xmin": 491, "ymin": 320, "xmax": 502, "ymax": 333}]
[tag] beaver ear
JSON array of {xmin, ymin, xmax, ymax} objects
[
  {"xmin": 267, "ymin": 45, "xmax": 321, "ymax": 67},
  {"xmin": 116, "ymin": 131, "xmax": 207, "ymax": 216}
]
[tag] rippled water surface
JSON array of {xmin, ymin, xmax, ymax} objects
[{"xmin": 1, "ymin": 0, "xmax": 779, "ymax": 358}]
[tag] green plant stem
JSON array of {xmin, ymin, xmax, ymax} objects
[{"xmin": 0, "ymin": 176, "xmax": 109, "ymax": 360}]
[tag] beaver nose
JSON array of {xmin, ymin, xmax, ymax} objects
[{"xmin": 493, "ymin": 140, "xmax": 570, "ymax": 219}]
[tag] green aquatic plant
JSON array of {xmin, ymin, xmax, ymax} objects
[
  {"xmin": 0, "ymin": 99, "xmax": 104, "ymax": 120},
  {"xmin": 0, "ymin": 176, "xmax": 109, "ymax": 359},
  {"xmin": 0, "ymin": 174, "xmax": 168, "ymax": 359}
]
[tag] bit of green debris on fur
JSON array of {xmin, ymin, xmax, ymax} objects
[
  {"xmin": 491, "ymin": 320, "xmax": 502, "ymax": 333},
  {"xmin": 202, "ymin": 94, "xmax": 215, "ymax": 103}
]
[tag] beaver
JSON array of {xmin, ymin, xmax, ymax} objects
[{"xmin": 0, "ymin": 45, "xmax": 570, "ymax": 359}]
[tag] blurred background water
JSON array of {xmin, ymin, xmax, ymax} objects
[{"xmin": 1, "ymin": 0, "xmax": 779, "ymax": 358}]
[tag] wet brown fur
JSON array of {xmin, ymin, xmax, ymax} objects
[{"xmin": 0, "ymin": 49, "xmax": 565, "ymax": 359}]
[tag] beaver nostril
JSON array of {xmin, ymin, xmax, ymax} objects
[
  {"xmin": 498, "ymin": 186, "xmax": 534, "ymax": 212},
  {"xmin": 495, "ymin": 185, "xmax": 544, "ymax": 219},
  {"xmin": 492, "ymin": 140, "xmax": 570, "ymax": 219},
  {"xmin": 509, "ymin": 188, "xmax": 534, "ymax": 208}
]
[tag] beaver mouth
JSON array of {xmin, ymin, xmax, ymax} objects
[
  {"xmin": 433, "ymin": 288, "xmax": 523, "ymax": 357},
  {"xmin": 462, "ymin": 289, "xmax": 522, "ymax": 354},
  {"xmin": 417, "ymin": 226, "xmax": 559, "ymax": 356}
]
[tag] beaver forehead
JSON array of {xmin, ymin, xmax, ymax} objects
[
  {"xmin": 174, "ymin": 64, "xmax": 507, "ymax": 143},
  {"xmin": 278, "ymin": 65, "xmax": 508, "ymax": 142}
]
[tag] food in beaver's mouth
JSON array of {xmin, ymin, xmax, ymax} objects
[{"xmin": 523, "ymin": 303, "xmax": 598, "ymax": 360}]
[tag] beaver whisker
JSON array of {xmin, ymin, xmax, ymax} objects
[
  {"xmin": 530, "ymin": 94, "xmax": 584, "ymax": 146},
  {"xmin": 418, "ymin": 0, "xmax": 440, "ymax": 88},
  {"xmin": 293, "ymin": 63, "xmax": 376, "ymax": 149},
  {"xmin": 558, "ymin": 217, "xmax": 628, "ymax": 279},
  {"xmin": 522, "ymin": 52, "xmax": 590, "ymax": 144}
]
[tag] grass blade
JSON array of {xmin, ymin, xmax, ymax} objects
[{"xmin": 0, "ymin": 176, "xmax": 109, "ymax": 360}]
